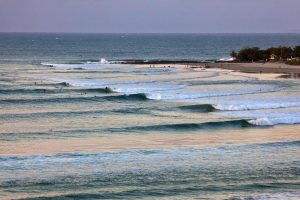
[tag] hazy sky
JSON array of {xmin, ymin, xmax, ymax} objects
[{"xmin": 0, "ymin": 0, "xmax": 300, "ymax": 33}]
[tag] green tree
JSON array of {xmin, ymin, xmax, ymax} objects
[
  {"xmin": 279, "ymin": 46, "xmax": 293, "ymax": 60},
  {"xmin": 237, "ymin": 47, "xmax": 261, "ymax": 62},
  {"xmin": 231, "ymin": 45, "xmax": 300, "ymax": 62},
  {"xmin": 294, "ymin": 46, "xmax": 300, "ymax": 57},
  {"xmin": 230, "ymin": 50, "xmax": 237, "ymax": 58}
]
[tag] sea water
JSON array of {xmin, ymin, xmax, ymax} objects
[
  {"xmin": 1, "ymin": 33, "xmax": 300, "ymax": 63},
  {"xmin": 0, "ymin": 33, "xmax": 300, "ymax": 199}
]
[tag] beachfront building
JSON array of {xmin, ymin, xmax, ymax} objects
[{"xmin": 269, "ymin": 54, "xmax": 277, "ymax": 62}]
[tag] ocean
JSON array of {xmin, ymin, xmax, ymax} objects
[
  {"xmin": 0, "ymin": 33, "xmax": 300, "ymax": 200},
  {"xmin": 1, "ymin": 33, "xmax": 300, "ymax": 63}
]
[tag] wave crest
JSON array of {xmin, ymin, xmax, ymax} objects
[
  {"xmin": 41, "ymin": 58, "xmax": 111, "ymax": 69},
  {"xmin": 248, "ymin": 117, "xmax": 273, "ymax": 126},
  {"xmin": 108, "ymin": 119, "xmax": 255, "ymax": 132},
  {"xmin": 178, "ymin": 104, "xmax": 216, "ymax": 112},
  {"xmin": 214, "ymin": 102, "xmax": 300, "ymax": 111}
]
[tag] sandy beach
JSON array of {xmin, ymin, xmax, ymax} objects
[{"xmin": 206, "ymin": 62, "xmax": 300, "ymax": 74}]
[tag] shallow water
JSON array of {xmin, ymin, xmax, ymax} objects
[{"xmin": 0, "ymin": 63, "xmax": 300, "ymax": 199}]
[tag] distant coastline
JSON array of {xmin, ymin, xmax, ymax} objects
[
  {"xmin": 110, "ymin": 60, "xmax": 300, "ymax": 75},
  {"xmin": 230, "ymin": 46, "xmax": 300, "ymax": 65},
  {"xmin": 113, "ymin": 45, "xmax": 300, "ymax": 75}
]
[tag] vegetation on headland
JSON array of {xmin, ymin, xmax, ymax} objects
[
  {"xmin": 230, "ymin": 46, "xmax": 300, "ymax": 65},
  {"xmin": 286, "ymin": 60, "xmax": 300, "ymax": 66}
]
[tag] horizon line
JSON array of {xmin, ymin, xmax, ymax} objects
[{"xmin": 1, "ymin": 31, "xmax": 300, "ymax": 34}]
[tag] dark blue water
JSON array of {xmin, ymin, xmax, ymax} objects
[{"xmin": 1, "ymin": 33, "xmax": 300, "ymax": 64}]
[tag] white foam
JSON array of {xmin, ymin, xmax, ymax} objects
[
  {"xmin": 214, "ymin": 102, "xmax": 300, "ymax": 111},
  {"xmin": 147, "ymin": 87, "xmax": 279, "ymax": 101},
  {"xmin": 146, "ymin": 93, "xmax": 162, "ymax": 100},
  {"xmin": 100, "ymin": 58, "xmax": 109, "ymax": 64},
  {"xmin": 218, "ymin": 57, "xmax": 235, "ymax": 61},
  {"xmin": 112, "ymin": 85, "xmax": 185, "ymax": 94},
  {"xmin": 68, "ymin": 80, "xmax": 106, "ymax": 88},
  {"xmin": 248, "ymin": 117, "xmax": 273, "ymax": 126},
  {"xmin": 41, "ymin": 59, "xmax": 111, "ymax": 69},
  {"xmin": 237, "ymin": 192, "xmax": 300, "ymax": 200},
  {"xmin": 214, "ymin": 104, "xmax": 250, "ymax": 111},
  {"xmin": 219, "ymin": 108, "xmax": 300, "ymax": 125}
]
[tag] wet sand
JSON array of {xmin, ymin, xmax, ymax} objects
[{"xmin": 206, "ymin": 62, "xmax": 300, "ymax": 74}]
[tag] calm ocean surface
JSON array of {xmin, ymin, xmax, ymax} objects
[
  {"xmin": 1, "ymin": 33, "xmax": 300, "ymax": 63},
  {"xmin": 0, "ymin": 33, "xmax": 300, "ymax": 199}
]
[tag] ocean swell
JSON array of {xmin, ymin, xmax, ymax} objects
[
  {"xmin": 108, "ymin": 119, "xmax": 256, "ymax": 133},
  {"xmin": 41, "ymin": 58, "xmax": 110, "ymax": 69}
]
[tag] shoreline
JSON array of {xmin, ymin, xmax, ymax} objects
[
  {"xmin": 206, "ymin": 62, "xmax": 300, "ymax": 74},
  {"xmin": 39, "ymin": 59, "xmax": 300, "ymax": 75},
  {"xmin": 127, "ymin": 61, "xmax": 300, "ymax": 74}
]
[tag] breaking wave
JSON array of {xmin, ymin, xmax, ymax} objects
[
  {"xmin": 0, "ymin": 87, "xmax": 114, "ymax": 95},
  {"xmin": 0, "ymin": 93, "xmax": 149, "ymax": 105},
  {"xmin": 178, "ymin": 104, "xmax": 216, "ymax": 112},
  {"xmin": 248, "ymin": 117, "xmax": 274, "ymax": 126},
  {"xmin": 41, "ymin": 58, "xmax": 110, "ymax": 69},
  {"xmin": 218, "ymin": 57, "xmax": 235, "ymax": 61},
  {"xmin": 108, "ymin": 119, "xmax": 257, "ymax": 132},
  {"xmin": 103, "ymin": 93, "xmax": 149, "ymax": 101},
  {"xmin": 214, "ymin": 101, "xmax": 300, "ymax": 111}
]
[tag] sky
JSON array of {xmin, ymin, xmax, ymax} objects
[{"xmin": 0, "ymin": 0, "xmax": 300, "ymax": 33}]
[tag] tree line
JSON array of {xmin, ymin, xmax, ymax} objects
[{"xmin": 230, "ymin": 46, "xmax": 300, "ymax": 62}]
